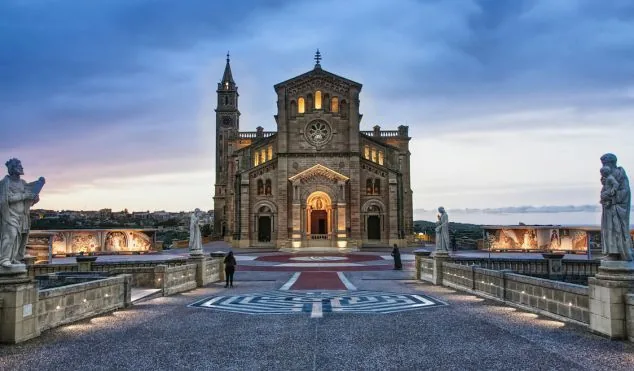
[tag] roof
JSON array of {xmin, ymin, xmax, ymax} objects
[{"xmin": 273, "ymin": 65, "xmax": 362, "ymax": 91}]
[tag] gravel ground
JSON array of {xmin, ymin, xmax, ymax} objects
[{"xmin": 1, "ymin": 270, "xmax": 633, "ymax": 371}]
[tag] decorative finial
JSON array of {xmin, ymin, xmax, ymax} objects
[
  {"xmin": 314, "ymin": 49, "xmax": 322, "ymax": 67},
  {"xmin": 226, "ymin": 51, "xmax": 230, "ymax": 63}
]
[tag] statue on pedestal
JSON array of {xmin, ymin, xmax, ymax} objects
[
  {"xmin": 599, "ymin": 153, "xmax": 633, "ymax": 261},
  {"xmin": 435, "ymin": 206, "xmax": 450, "ymax": 253},
  {"xmin": 0, "ymin": 158, "xmax": 45, "ymax": 269},
  {"xmin": 188, "ymin": 208, "xmax": 203, "ymax": 255}
]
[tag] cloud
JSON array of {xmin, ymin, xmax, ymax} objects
[{"xmin": 1, "ymin": 0, "xmax": 633, "ymax": 212}]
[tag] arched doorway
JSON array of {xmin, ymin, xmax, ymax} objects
[
  {"xmin": 258, "ymin": 216, "xmax": 271, "ymax": 242},
  {"xmin": 306, "ymin": 191, "xmax": 332, "ymax": 242},
  {"xmin": 253, "ymin": 203, "xmax": 276, "ymax": 245},
  {"xmin": 367, "ymin": 215, "xmax": 381, "ymax": 240}
]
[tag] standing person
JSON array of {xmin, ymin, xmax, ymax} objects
[
  {"xmin": 391, "ymin": 244, "xmax": 402, "ymax": 270},
  {"xmin": 224, "ymin": 251, "xmax": 237, "ymax": 288}
]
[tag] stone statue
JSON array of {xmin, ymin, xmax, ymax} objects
[
  {"xmin": 599, "ymin": 153, "xmax": 633, "ymax": 261},
  {"xmin": 188, "ymin": 208, "xmax": 203, "ymax": 254},
  {"xmin": 435, "ymin": 206, "xmax": 450, "ymax": 252},
  {"xmin": 0, "ymin": 158, "xmax": 45, "ymax": 269}
]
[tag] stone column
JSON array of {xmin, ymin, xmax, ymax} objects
[
  {"xmin": 431, "ymin": 251, "xmax": 450, "ymax": 285},
  {"xmin": 0, "ymin": 271, "xmax": 40, "ymax": 344},
  {"xmin": 588, "ymin": 261, "xmax": 634, "ymax": 339}
]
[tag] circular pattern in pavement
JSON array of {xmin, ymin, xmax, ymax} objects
[
  {"xmin": 289, "ymin": 256, "xmax": 347, "ymax": 261},
  {"xmin": 189, "ymin": 290, "xmax": 446, "ymax": 316}
]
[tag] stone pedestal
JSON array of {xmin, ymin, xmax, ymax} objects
[
  {"xmin": 432, "ymin": 251, "xmax": 450, "ymax": 285},
  {"xmin": 189, "ymin": 254, "xmax": 205, "ymax": 287},
  {"xmin": 0, "ymin": 272, "xmax": 40, "ymax": 344},
  {"xmin": 588, "ymin": 260, "xmax": 634, "ymax": 339},
  {"xmin": 76, "ymin": 256, "xmax": 97, "ymax": 272}
]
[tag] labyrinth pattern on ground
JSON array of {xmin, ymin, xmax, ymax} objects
[{"xmin": 188, "ymin": 290, "xmax": 446, "ymax": 316}]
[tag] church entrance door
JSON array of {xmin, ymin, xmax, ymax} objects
[
  {"xmin": 258, "ymin": 216, "xmax": 271, "ymax": 242},
  {"xmin": 367, "ymin": 215, "xmax": 381, "ymax": 240},
  {"xmin": 311, "ymin": 210, "xmax": 327, "ymax": 235}
]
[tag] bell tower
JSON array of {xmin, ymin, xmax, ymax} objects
[{"xmin": 214, "ymin": 52, "xmax": 240, "ymax": 237}]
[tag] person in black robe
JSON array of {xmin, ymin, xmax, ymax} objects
[
  {"xmin": 391, "ymin": 244, "xmax": 402, "ymax": 270},
  {"xmin": 224, "ymin": 251, "xmax": 237, "ymax": 288}
]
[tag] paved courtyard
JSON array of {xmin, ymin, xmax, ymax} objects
[{"xmin": 3, "ymin": 248, "xmax": 634, "ymax": 370}]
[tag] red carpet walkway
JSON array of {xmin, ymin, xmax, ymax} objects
[{"xmin": 286, "ymin": 272, "xmax": 348, "ymax": 290}]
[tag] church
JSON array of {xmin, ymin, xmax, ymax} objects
[{"xmin": 213, "ymin": 51, "xmax": 413, "ymax": 249}]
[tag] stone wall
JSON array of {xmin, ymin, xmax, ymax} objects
[
  {"xmin": 201, "ymin": 259, "xmax": 222, "ymax": 286},
  {"xmin": 419, "ymin": 258, "xmax": 433, "ymax": 282},
  {"xmin": 163, "ymin": 264, "xmax": 198, "ymax": 296},
  {"xmin": 37, "ymin": 275, "xmax": 131, "ymax": 332}
]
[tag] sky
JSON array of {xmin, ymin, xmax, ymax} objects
[{"xmin": 1, "ymin": 0, "xmax": 633, "ymax": 220}]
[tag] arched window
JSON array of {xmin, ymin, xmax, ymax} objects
[
  {"xmin": 254, "ymin": 152, "xmax": 259, "ymax": 166},
  {"xmin": 290, "ymin": 100, "xmax": 297, "ymax": 118},
  {"xmin": 340, "ymin": 100, "xmax": 348, "ymax": 118},
  {"xmin": 331, "ymin": 97, "xmax": 339, "ymax": 113},
  {"xmin": 267, "ymin": 145, "xmax": 273, "ymax": 161},
  {"xmin": 323, "ymin": 93, "xmax": 330, "ymax": 112},
  {"xmin": 298, "ymin": 97, "xmax": 305, "ymax": 114},
  {"xmin": 260, "ymin": 149, "xmax": 266, "ymax": 164},
  {"xmin": 364, "ymin": 146, "xmax": 370, "ymax": 160},
  {"xmin": 315, "ymin": 90, "xmax": 322, "ymax": 109},
  {"xmin": 378, "ymin": 151, "xmax": 384, "ymax": 165},
  {"xmin": 265, "ymin": 179, "xmax": 272, "ymax": 195},
  {"xmin": 371, "ymin": 148, "xmax": 377, "ymax": 163},
  {"xmin": 257, "ymin": 179, "xmax": 264, "ymax": 195},
  {"xmin": 374, "ymin": 179, "xmax": 381, "ymax": 195},
  {"xmin": 366, "ymin": 179, "xmax": 373, "ymax": 194},
  {"xmin": 224, "ymin": 96, "xmax": 228, "ymax": 105}
]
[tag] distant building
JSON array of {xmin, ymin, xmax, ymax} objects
[{"xmin": 213, "ymin": 52, "xmax": 413, "ymax": 248}]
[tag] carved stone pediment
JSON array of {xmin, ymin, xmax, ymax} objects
[
  {"xmin": 289, "ymin": 164, "xmax": 349, "ymax": 184},
  {"xmin": 275, "ymin": 68, "xmax": 361, "ymax": 97}
]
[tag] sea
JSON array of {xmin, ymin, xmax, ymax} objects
[{"xmin": 412, "ymin": 210, "xmax": 634, "ymax": 227}]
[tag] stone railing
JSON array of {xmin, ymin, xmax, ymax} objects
[
  {"xmin": 416, "ymin": 251, "xmax": 634, "ymax": 341},
  {"xmin": 440, "ymin": 262, "xmax": 589, "ymax": 323},
  {"xmin": 309, "ymin": 234, "xmax": 329, "ymax": 240},
  {"xmin": 360, "ymin": 130, "xmax": 400, "ymax": 138},
  {"xmin": 38, "ymin": 275, "xmax": 132, "ymax": 332},
  {"xmin": 238, "ymin": 131, "xmax": 276, "ymax": 139},
  {"xmin": 448, "ymin": 257, "xmax": 600, "ymax": 283}
]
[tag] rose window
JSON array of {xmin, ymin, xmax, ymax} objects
[{"xmin": 305, "ymin": 120, "xmax": 332, "ymax": 147}]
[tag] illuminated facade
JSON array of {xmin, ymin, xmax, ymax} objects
[{"xmin": 213, "ymin": 52, "xmax": 413, "ymax": 248}]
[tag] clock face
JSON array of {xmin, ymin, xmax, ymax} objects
[{"xmin": 222, "ymin": 117, "xmax": 233, "ymax": 127}]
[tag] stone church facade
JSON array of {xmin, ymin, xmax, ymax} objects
[{"xmin": 213, "ymin": 53, "xmax": 413, "ymax": 249}]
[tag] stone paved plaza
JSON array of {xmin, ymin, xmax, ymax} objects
[{"xmin": 2, "ymin": 245, "xmax": 634, "ymax": 370}]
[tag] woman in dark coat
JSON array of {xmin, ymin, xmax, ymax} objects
[
  {"xmin": 224, "ymin": 251, "xmax": 237, "ymax": 288},
  {"xmin": 391, "ymin": 244, "xmax": 402, "ymax": 270}
]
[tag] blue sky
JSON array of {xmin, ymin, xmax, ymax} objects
[{"xmin": 1, "ymin": 0, "xmax": 633, "ymax": 214}]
